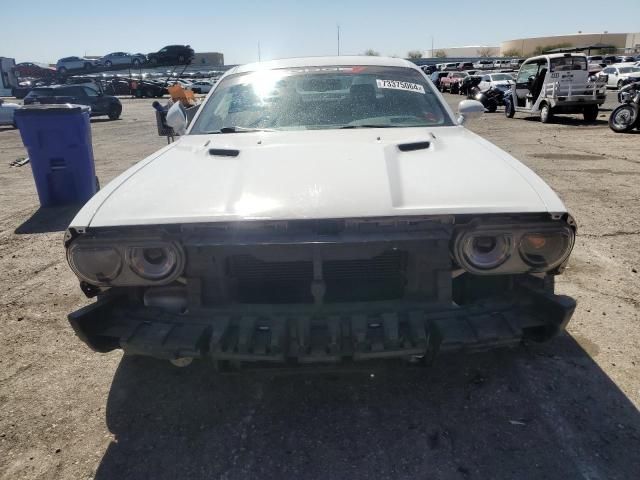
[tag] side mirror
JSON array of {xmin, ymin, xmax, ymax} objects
[{"xmin": 457, "ymin": 100, "xmax": 484, "ymax": 125}]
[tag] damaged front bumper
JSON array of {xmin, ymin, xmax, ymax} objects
[{"xmin": 68, "ymin": 285, "xmax": 575, "ymax": 365}]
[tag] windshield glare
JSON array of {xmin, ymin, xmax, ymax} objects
[
  {"xmin": 190, "ymin": 65, "xmax": 452, "ymax": 134},
  {"xmin": 491, "ymin": 74, "xmax": 513, "ymax": 81}
]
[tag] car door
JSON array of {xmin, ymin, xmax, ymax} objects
[
  {"xmin": 515, "ymin": 60, "xmax": 542, "ymax": 105},
  {"xmin": 82, "ymin": 86, "xmax": 107, "ymax": 113}
]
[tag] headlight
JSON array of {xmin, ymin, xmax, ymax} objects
[
  {"xmin": 66, "ymin": 236, "xmax": 184, "ymax": 286},
  {"xmin": 126, "ymin": 245, "xmax": 179, "ymax": 280},
  {"xmin": 519, "ymin": 232, "xmax": 573, "ymax": 270},
  {"xmin": 453, "ymin": 222, "xmax": 575, "ymax": 274},
  {"xmin": 461, "ymin": 234, "xmax": 512, "ymax": 270},
  {"xmin": 67, "ymin": 245, "xmax": 122, "ymax": 284}
]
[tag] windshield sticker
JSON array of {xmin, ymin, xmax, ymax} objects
[{"xmin": 376, "ymin": 79, "xmax": 425, "ymax": 94}]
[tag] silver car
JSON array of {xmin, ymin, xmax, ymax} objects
[
  {"xmin": 56, "ymin": 56, "xmax": 101, "ymax": 74},
  {"xmin": 100, "ymin": 52, "xmax": 146, "ymax": 68}
]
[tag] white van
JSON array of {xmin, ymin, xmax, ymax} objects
[{"xmin": 504, "ymin": 53, "xmax": 607, "ymax": 123}]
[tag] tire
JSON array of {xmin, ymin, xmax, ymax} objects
[
  {"xmin": 107, "ymin": 105, "xmax": 121, "ymax": 120},
  {"xmin": 505, "ymin": 99, "xmax": 515, "ymax": 118},
  {"xmin": 608, "ymin": 104, "xmax": 637, "ymax": 133},
  {"xmin": 486, "ymin": 100, "xmax": 498, "ymax": 113},
  {"xmin": 583, "ymin": 105, "xmax": 598, "ymax": 122},
  {"xmin": 617, "ymin": 80, "xmax": 624, "ymax": 90},
  {"xmin": 540, "ymin": 103, "xmax": 553, "ymax": 123},
  {"xmin": 104, "ymin": 60, "xmax": 112, "ymax": 68}
]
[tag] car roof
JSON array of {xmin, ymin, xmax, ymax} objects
[
  {"xmin": 525, "ymin": 53, "xmax": 588, "ymax": 62},
  {"xmin": 233, "ymin": 56, "xmax": 418, "ymax": 74}
]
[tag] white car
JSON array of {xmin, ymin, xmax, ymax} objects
[
  {"xmin": 56, "ymin": 56, "xmax": 101, "ymax": 75},
  {"xmin": 473, "ymin": 60, "xmax": 494, "ymax": 70},
  {"xmin": 65, "ymin": 56, "xmax": 577, "ymax": 368},
  {"xmin": 600, "ymin": 64, "xmax": 640, "ymax": 89},
  {"xmin": 0, "ymin": 99, "xmax": 20, "ymax": 127},
  {"xmin": 477, "ymin": 72, "xmax": 515, "ymax": 91},
  {"xmin": 188, "ymin": 80, "xmax": 213, "ymax": 94}
]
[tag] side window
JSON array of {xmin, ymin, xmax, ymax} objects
[
  {"xmin": 83, "ymin": 87, "xmax": 99, "ymax": 97},
  {"xmin": 482, "ymin": 75, "xmax": 490, "ymax": 82}
]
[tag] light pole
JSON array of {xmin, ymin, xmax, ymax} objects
[
  {"xmin": 337, "ymin": 24, "xmax": 341, "ymax": 56},
  {"xmin": 258, "ymin": 41, "xmax": 261, "ymax": 62}
]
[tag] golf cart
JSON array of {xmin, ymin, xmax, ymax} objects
[{"xmin": 504, "ymin": 53, "xmax": 607, "ymax": 123}]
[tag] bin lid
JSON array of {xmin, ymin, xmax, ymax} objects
[{"xmin": 14, "ymin": 104, "xmax": 91, "ymax": 116}]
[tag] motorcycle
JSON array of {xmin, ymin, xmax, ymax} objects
[
  {"xmin": 471, "ymin": 85, "xmax": 506, "ymax": 113},
  {"xmin": 609, "ymin": 80, "xmax": 640, "ymax": 133}
]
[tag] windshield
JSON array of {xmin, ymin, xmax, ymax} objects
[
  {"xmin": 190, "ymin": 65, "xmax": 452, "ymax": 134},
  {"xmin": 619, "ymin": 67, "xmax": 640, "ymax": 74},
  {"xmin": 491, "ymin": 74, "xmax": 513, "ymax": 81},
  {"xmin": 550, "ymin": 56, "xmax": 588, "ymax": 72}
]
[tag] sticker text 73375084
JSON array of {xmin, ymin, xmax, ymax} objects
[{"xmin": 376, "ymin": 79, "xmax": 425, "ymax": 94}]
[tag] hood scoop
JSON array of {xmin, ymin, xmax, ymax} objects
[
  {"xmin": 209, "ymin": 148, "xmax": 240, "ymax": 157},
  {"xmin": 397, "ymin": 141, "xmax": 430, "ymax": 152}
]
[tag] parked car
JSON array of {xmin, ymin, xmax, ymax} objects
[
  {"xmin": 12, "ymin": 62, "xmax": 55, "ymax": 79},
  {"xmin": 56, "ymin": 57, "xmax": 102, "ymax": 75},
  {"xmin": 420, "ymin": 65, "xmax": 436, "ymax": 75},
  {"xmin": 599, "ymin": 65, "xmax": 640, "ymax": 89},
  {"xmin": 440, "ymin": 62, "xmax": 458, "ymax": 71},
  {"xmin": 473, "ymin": 59, "xmax": 494, "ymax": 70},
  {"xmin": 493, "ymin": 60, "xmax": 512, "ymax": 69},
  {"xmin": 477, "ymin": 72, "xmax": 516, "ymax": 91},
  {"xmin": 0, "ymin": 99, "xmax": 20, "ymax": 127},
  {"xmin": 439, "ymin": 71, "xmax": 468, "ymax": 93},
  {"xmin": 618, "ymin": 56, "xmax": 637, "ymax": 64},
  {"xmin": 147, "ymin": 45, "xmax": 195, "ymax": 66},
  {"xmin": 100, "ymin": 52, "xmax": 146, "ymax": 68},
  {"xmin": 188, "ymin": 80, "xmax": 214, "ymax": 94},
  {"xmin": 65, "ymin": 56, "xmax": 577, "ymax": 368},
  {"xmin": 131, "ymin": 80, "xmax": 167, "ymax": 98},
  {"xmin": 602, "ymin": 55, "xmax": 619, "ymax": 65},
  {"xmin": 429, "ymin": 71, "xmax": 449, "ymax": 88},
  {"xmin": 102, "ymin": 79, "xmax": 132, "ymax": 95},
  {"xmin": 457, "ymin": 62, "xmax": 474, "ymax": 71},
  {"xmin": 587, "ymin": 55, "xmax": 604, "ymax": 65},
  {"xmin": 504, "ymin": 53, "xmax": 607, "ymax": 123},
  {"xmin": 23, "ymin": 85, "xmax": 122, "ymax": 119}
]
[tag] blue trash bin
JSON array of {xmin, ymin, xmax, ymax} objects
[{"xmin": 15, "ymin": 104, "xmax": 97, "ymax": 207}]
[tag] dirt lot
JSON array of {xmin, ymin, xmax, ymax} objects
[{"xmin": 1, "ymin": 94, "xmax": 639, "ymax": 480}]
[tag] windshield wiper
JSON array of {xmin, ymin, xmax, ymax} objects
[
  {"xmin": 208, "ymin": 126, "xmax": 275, "ymax": 134},
  {"xmin": 339, "ymin": 124, "xmax": 402, "ymax": 129}
]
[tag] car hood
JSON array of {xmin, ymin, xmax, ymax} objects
[{"xmin": 71, "ymin": 127, "xmax": 567, "ymax": 228}]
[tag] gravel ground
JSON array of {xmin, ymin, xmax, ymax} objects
[{"xmin": 0, "ymin": 93, "xmax": 639, "ymax": 480}]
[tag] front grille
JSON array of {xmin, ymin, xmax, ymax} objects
[{"xmin": 225, "ymin": 250, "xmax": 408, "ymax": 304}]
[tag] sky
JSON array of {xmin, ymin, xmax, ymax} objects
[{"xmin": 3, "ymin": 0, "xmax": 640, "ymax": 65}]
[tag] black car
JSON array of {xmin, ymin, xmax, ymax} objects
[
  {"xmin": 147, "ymin": 45, "xmax": 195, "ymax": 66},
  {"xmin": 23, "ymin": 85, "xmax": 122, "ymax": 120},
  {"xmin": 457, "ymin": 62, "xmax": 474, "ymax": 71}
]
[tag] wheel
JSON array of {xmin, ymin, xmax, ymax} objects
[
  {"xmin": 486, "ymin": 100, "xmax": 498, "ymax": 113},
  {"xmin": 608, "ymin": 104, "xmax": 637, "ymax": 133},
  {"xmin": 540, "ymin": 103, "xmax": 553, "ymax": 123},
  {"xmin": 617, "ymin": 79, "xmax": 624, "ymax": 90},
  {"xmin": 104, "ymin": 60, "xmax": 112, "ymax": 68},
  {"xmin": 505, "ymin": 99, "xmax": 515, "ymax": 118},
  {"xmin": 583, "ymin": 105, "xmax": 598, "ymax": 122},
  {"xmin": 58, "ymin": 66, "xmax": 67, "ymax": 75},
  {"xmin": 107, "ymin": 105, "xmax": 121, "ymax": 120}
]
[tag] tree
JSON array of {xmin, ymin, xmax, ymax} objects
[
  {"xmin": 434, "ymin": 49, "xmax": 447, "ymax": 58},
  {"xmin": 363, "ymin": 49, "xmax": 380, "ymax": 56},
  {"xmin": 476, "ymin": 47, "xmax": 496, "ymax": 57},
  {"xmin": 407, "ymin": 50, "xmax": 423, "ymax": 59},
  {"xmin": 502, "ymin": 48, "xmax": 521, "ymax": 58},
  {"xmin": 532, "ymin": 43, "xmax": 573, "ymax": 56}
]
